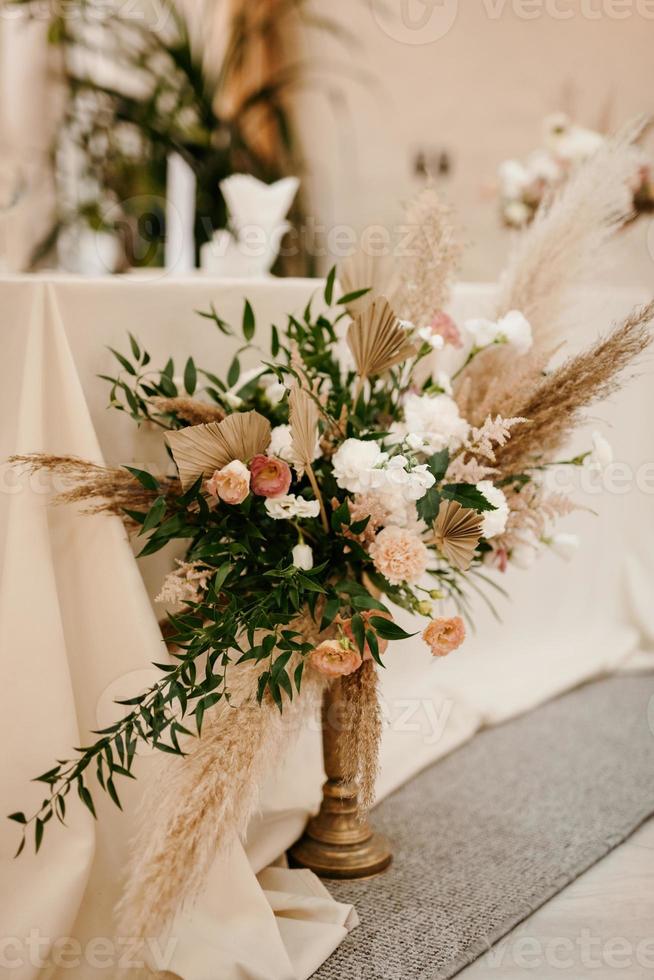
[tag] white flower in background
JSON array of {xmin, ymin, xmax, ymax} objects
[
  {"xmin": 222, "ymin": 390, "xmax": 243, "ymax": 410},
  {"xmin": 465, "ymin": 310, "xmax": 532, "ymax": 355},
  {"xmin": 269, "ymin": 424, "xmax": 319, "ymax": 470},
  {"xmin": 398, "ymin": 319, "xmax": 415, "ymax": 331},
  {"xmin": 402, "ymin": 393, "xmax": 469, "ymax": 454},
  {"xmin": 292, "ymin": 542, "xmax": 314, "ymax": 570},
  {"xmin": 433, "ymin": 371, "xmax": 453, "ymax": 396},
  {"xmin": 503, "ymin": 200, "xmax": 531, "ymax": 228},
  {"xmin": 406, "ymin": 432, "xmax": 427, "ymax": 451},
  {"xmin": 585, "ymin": 431, "xmax": 613, "ymax": 472},
  {"xmin": 511, "ymin": 537, "xmax": 541, "ymax": 569},
  {"xmin": 476, "ymin": 481, "xmax": 509, "ymax": 538},
  {"xmin": 259, "ymin": 373, "xmax": 287, "ymax": 406},
  {"xmin": 417, "ymin": 326, "xmax": 445, "ymax": 350},
  {"xmin": 548, "ymin": 532, "xmax": 579, "ymax": 561},
  {"xmin": 264, "ymin": 494, "xmax": 321, "ymax": 520},
  {"xmin": 498, "ymin": 159, "xmax": 531, "ymax": 198},
  {"xmin": 332, "ymin": 438, "xmax": 388, "ymax": 494}
]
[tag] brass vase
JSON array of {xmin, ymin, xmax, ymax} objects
[{"xmin": 288, "ymin": 676, "xmax": 392, "ymax": 878}]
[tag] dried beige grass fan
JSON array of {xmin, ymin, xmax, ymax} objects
[{"xmin": 166, "ymin": 411, "xmax": 271, "ymax": 490}]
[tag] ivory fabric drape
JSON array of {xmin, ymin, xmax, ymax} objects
[{"xmin": 0, "ymin": 275, "xmax": 653, "ymax": 980}]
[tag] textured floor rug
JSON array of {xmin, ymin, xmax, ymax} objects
[{"xmin": 315, "ymin": 673, "xmax": 654, "ymax": 980}]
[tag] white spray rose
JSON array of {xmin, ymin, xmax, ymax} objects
[
  {"xmin": 477, "ymin": 481, "xmax": 509, "ymax": 539},
  {"xmin": 465, "ymin": 310, "xmax": 532, "ymax": 355},
  {"xmin": 265, "ymin": 494, "xmax": 321, "ymax": 520},
  {"xmin": 292, "ymin": 543, "xmax": 314, "ymax": 570}
]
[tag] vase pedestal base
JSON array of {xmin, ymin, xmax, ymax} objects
[{"xmin": 288, "ymin": 824, "xmax": 392, "ymax": 879}]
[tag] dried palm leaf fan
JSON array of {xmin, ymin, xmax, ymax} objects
[
  {"xmin": 166, "ymin": 410, "xmax": 271, "ymax": 490},
  {"xmin": 347, "ymin": 297, "xmax": 418, "ymax": 385},
  {"xmin": 432, "ymin": 499, "xmax": 482, "ymax": 571},
  {"xmin": 338, "ymin": 250, "xmax": 400, "ymax": 316}
]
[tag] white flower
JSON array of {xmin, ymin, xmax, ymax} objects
[
  {"xmin": 586, "ymin": 431, "xmax": 613, "ymax": 471},
  {"xmin": 292, "ymin": 542, "xmax": 314, "ymax": 570},
  {"xmin": 223, "ymin": 391, "xmax": 243, "ymax": 409},
  {"xmin": 549, "ymin": 532, "xmax": 579, "ymax": 561},
  {"xmin": 384, "ymin": 455, "xmax": 435, "ymax": 502},
  {"xmin": 406, "ymin": 432, "xmax": 427, "ymax": 451},
  {"xmin": 259, "ymin": 374, "xmax": 287, "ymax": 406},
  {"xmin": 402, "ymin": 393, "xmax": 469, "ymax": 454},
  {"xmin": 476, "ymin": 481, "xmax": 509, "ymax": 539},
  {"xmin": 269, "ymin": 424, "xmax": 319, "ymax": 470},
  {"xmin": 503, "ymin": 200, "xmax": 531, "ymax": 227},
  {"xmin": 434, "ymin": 371, "xmax": 453, "ymax": 396},
  {"xmin": 398, "ymin": 318, "xmax": 415, "ymax": 331},
  {"xmin": 511, "ymin": 538, "xmax": 540, "ymax": 569},
  {"xmin": 264, "ymin": 494, "xmax": 321, "ymax": 520},
  {"xmin": 465, "ymin": 310, "xmax": 532, "ymax": 355},
  {"xmin": 332, "ymin": 438, "xmax": 387, "ymax": 494},
  {"xmin": 418, "ymin": 326, "xmax": 445, "ymax": 350},
  {"xmin": 498, "ymin": 159, "xmax": 531, "ymax": 198},
  {"xmin": 497, "ymin": 310, "xmax": 533, "ymax": 355}
]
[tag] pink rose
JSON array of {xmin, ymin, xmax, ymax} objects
[
  {"xmin": 422, "ymin": 616, "xmax": 466, "ymax": 657},
  {"xmin": 310, "ymin": 639, "xmax": 362, "ymax": 677},
  {"xmin": 250, "ymin": 454, "xmax": 292, "ymax": 498},
  {"xmin": 338, "ymin": 610, "xmax": 391, "ymax": 661},
  {"xmin": 206, "ymin": 460, "xmax": 250, "ymax": 505},
  {"xmin": 430, "ymin": 311, "xmax": 463, "ymax": 349}
]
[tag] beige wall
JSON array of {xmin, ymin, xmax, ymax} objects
[{"xmin": 295, "ymin": 0, "xmax": 654, "ymax": 285}]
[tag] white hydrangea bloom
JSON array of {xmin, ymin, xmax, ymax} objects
[
  {"xmin": 402, "ymin": 393, "xmax": 469, "ymax": 454},
  {"xmin": 332, "ymin": 439, "xmax": 388, "ymax": 494}
]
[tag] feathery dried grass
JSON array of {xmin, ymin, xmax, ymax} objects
[
  {"xmin": 149, "ymin": 396, "xmax": 225, "ymax": 426},
  {"xmin": 395, "ymin": 184, "xmax": 462, "ymax": 325},
  {"xmin": 115, "ymin": 653, "xmax": 329, "ymax": 952},
  {"xmin": 9, "ymin": 454, "xmax": 180, "ymax": 524},
  {"xmin": 339, "ymin": 661, "xmax": 382, "ymax": 811},
  {"xmin": 165, "ymin": 410, "xmax": 271, "ymax": 490},
  {"xmin": 455, "ymin": 346, "xmax": 554, "ymax": 427},
  {"xmin": 493, "ymin": 302, "xmax": 654, "ymax": 475}
]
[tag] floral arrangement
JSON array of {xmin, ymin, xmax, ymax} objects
[
  {"xmin": 9, "ymin": 136, "xmax": 653, "ymax": 947},
  {"xmin": 498, "ymin": 113, "xmax": 654, "ymax": 228}
]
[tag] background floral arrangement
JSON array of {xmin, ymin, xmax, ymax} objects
[
  {"xmin": 498, "ymin": 114, "xmax": 654, "ymax": 228},
  {"xmin": 9, "ymin": 131, "xmax": 653, "ymax": 953}
]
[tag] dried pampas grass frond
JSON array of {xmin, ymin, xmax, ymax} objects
[
  {"xmin": 347, "ymin": 297, "xmax": 417, "ymax": 383},
  {"xmin": 149, "ymin": 396, "xmax": 225, "ymax": 426},
  {"xmin": 115, "ymin": 654, "xmax": 328, "ymax": 952},
  {"xmin": 165, "ymin": 410, "xmax": 271, "ymax": 490},
  {"xmin": 495, "ymin": 123, "xmax": 643, "ymax": 352},
  {"xmin": 9, "ymin": 454, "xmax": 180, "ymax": 525},
  {"xmin": 395, "ymin": 185, "xmax": 462, "ymax": 326},
  {"xmin": 432, "ymin": 499, "xmax": 482, "ymax": 572},
  {"xmin": 339, "ymin": 661, "xmax": 382, "ymax": 811},
  {"xmin": 494, "ymin": 301, "xmax": 654, "ymax": 475}
]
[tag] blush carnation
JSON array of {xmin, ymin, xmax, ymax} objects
[
  {"xmin": 206, "ymin": 460, "xmax": 251, "ymax": 505},
  {"xmin": 310, "ymin": 639, "xmax": 362, "ymax": 677},
  {"xmin": 422, "ymin": 616, "xmax": 466, "ymax": 657},
  {"xmin": 430, "ymin": 311, "xmax": 463, "ymax": 349},
  {"xmin": 370, "ymin": 525, "xmax": 429, "ymax": 585},
  {"xmin": 249, "ymin": 454, "xmax": 292, "ymax": 498}
]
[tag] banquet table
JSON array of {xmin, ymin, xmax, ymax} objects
[{"xmin": 1, "ymin": 273, "xmax": 653, "ymax": 980}]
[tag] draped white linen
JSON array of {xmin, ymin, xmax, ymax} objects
[{"xmin": 0, "ymin": 275, "xmax": 652, "ymax": 980}]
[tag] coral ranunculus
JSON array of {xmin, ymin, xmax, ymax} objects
[
  {"xmin": 249, "ymin": 454, "xmax": 292, "ymax": 498},
  {"xmin": 310, "ymin": 639, "xmax": 363, "ymax": 677},
  {"xmin": 422, "ymin": 616, "xmax": 466, "ymax": 657}
]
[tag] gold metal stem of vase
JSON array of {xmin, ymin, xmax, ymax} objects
[{"xmin": 288, "ymin": 678, "xmax": 392, "ymax": 878}]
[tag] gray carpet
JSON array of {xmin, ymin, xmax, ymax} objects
[{"xmin": 315, "ymin": 674, "xmax": 654, "ymax": 980}]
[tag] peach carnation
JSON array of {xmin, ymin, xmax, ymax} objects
[
  {"xmin": 206, "ymin": 460, "xmax": 250, "ymax": 505},
  {"xmin": 249, "ymin": 454, "xmax": 292, "ymax": 498},
  {"xmin": 310, "ymin": 639, "xmax": 362, "ymax": 677},
  {"xmin": 422, "ymin": 616, "xmax": 466, "ymax": 657},
  {"xmin": 370, "ymin": 525, "xmax": 429, "ymax": 585},
  {"xmin": 338, "ymin": 609, "xmax": 392, "ymax": 661}
]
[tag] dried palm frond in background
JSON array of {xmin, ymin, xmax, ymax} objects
[
  {"xmin": 432, "ymin": 499, "xmax": 482, "ymax": 572},
  {"xmin": 494, "ymin": 302, "xmax": 654, "ymax": 475},
  {"xmin": 338, "ymin": 250, "xmax": 399, "ymax": 316},
  {"xmin": 9, "ymin": 454, "xmax": 180, "ymax": 526},
  {"xmin": 289, "ymin": 383, "xmax": 319, "ymax": 476},
  {"xmin": 395, "ymin": 184, "xmax": 462, "ymax": 326},
  {"xmin": 166, "ymin": 410, "xmax": 271, "ymax": 489},
  {"xmin": 149, "ymin": 396, "xmax": 225, "ymax": 426},
  {"xmin": 347, "ymin": 297, "xmax": 417, "ymax": 383}
]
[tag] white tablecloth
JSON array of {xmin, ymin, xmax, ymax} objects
[{"xmin": 1, "ymin": 274, "xmax": 653, "ymax": 980}]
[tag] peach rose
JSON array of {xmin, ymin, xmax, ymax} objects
[
  {"xmin": 310, "ymin": 639, "xmax": 362, "ymax": 677},
  {"xmin": 206, "ymin": 460, "xmax": 250, "ymax": 505},
  {"xmin": 338, "ymin": 610, "xmax": 391, "ymax": 661},
  {"xmin": 422, "ymin": 616, "xmax": 466, "ymax": 657},
  {"xmin": 249, "ymin": 454, "xmax": 292, "ymax": 498},
  {"xmin": 430, "ymin": 311, "xmax": 463, "ymax": 349}
]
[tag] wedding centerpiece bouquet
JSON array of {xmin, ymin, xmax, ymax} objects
[
  {"xmin": 10, "ymin": 133, "xmax": 653, "ymax": 945},
  {"xmin": 498, "ymin": 114, "xmax": 654, "ymax": 227}
]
